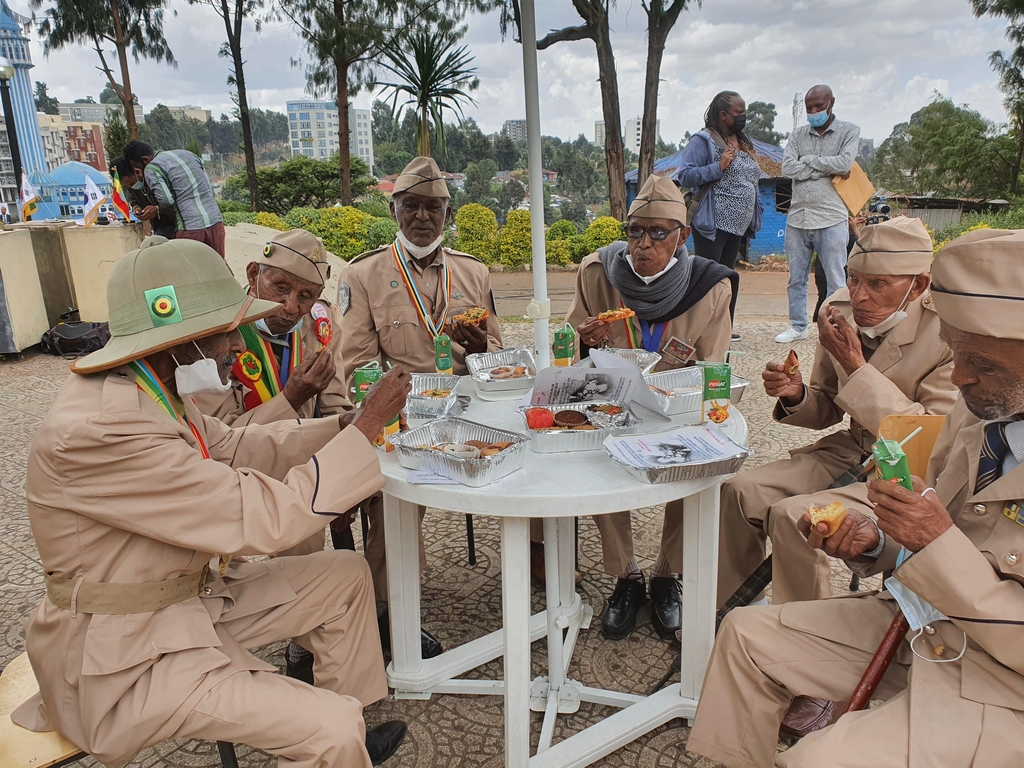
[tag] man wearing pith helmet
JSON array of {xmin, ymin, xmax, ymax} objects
[
  {"xmin": 716, "ymin": 216, "xmax": 957, "ymax": 625},
  {"xmin": 565, "ymin": 173, "xmax": 738, "ymax": 643},
  {"xmin": 688, "ymin": 228, "xmax": 1024, "ymax": 768},
  {"xmin": 11, "ymin": 237, "xmax": 414, "ymax": 766},
  {"xmin": 338, "ymin": 156, "xmax": 501, "ymax": 660},
  {"xmin": 196, "ymin": 228, "xmax": 351, "ymax": 426}
]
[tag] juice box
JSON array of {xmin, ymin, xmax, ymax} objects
[
  {"xmin": 872, "ymin": 438, "xmax": 913, "ymax": 491},
  {"xmin": 353, "ymin": 361, "xmax": 398, "ymax": 452},
  {"xmin": 701, "ymin": 362, "xmax": 731, "ymax": 424},
  {"xmin": 553, "ymin": 323, "xmax": 576, "ymax": 367},
  {"xmin": 435, "ymin": 334, "xmax": 454, "ymax": 375}
]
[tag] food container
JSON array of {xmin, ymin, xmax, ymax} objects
[
  {"xmin": 405, "ymin": 374, "xmax": 461, "ymax": 418},
  {"xmin": 519, "ymin": 402, "xmax": 642, "ymax": 453},
  {"xmin": 644, "ymin": 367, "xmax": 704, "ymax": 415},
  {"xmin": 731, "ymin": 375, "xmax": 750, "ymax": 404},
  {"xmin": 573, "ymin": 348, "xmax": 662, "ymax": 374},
  {"xmin": 466, "ymin": 348, "xmax": 538, "ymax": 392},
  {"xmin": 606, "ymin": 451, "xmax": 750, "ymax": 484},
  {"xmin": 389, "ymin": 418, "xmax": 528, "ymax": 487}
]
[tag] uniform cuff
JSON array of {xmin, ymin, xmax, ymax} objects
[
  {"xmin": 310, "ymin": 424, "xmax": 385, "ymax": 516},
  {"xmin": 773, "ymin": 387, "xmax": 808, "ymax": 420}
]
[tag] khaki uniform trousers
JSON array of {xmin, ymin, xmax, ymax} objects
[
  {"xmin": 171, "ymin": 550, "xmax": 386, "ymax": 768},
  {"xmin": 593, "ymin": 501, "xmax": 686, "ymax": 577},
  {"xmin": 717, "ymin": 441, "xmax": 864, "ymax": 606},
  {"xmin": 363, "ymin": 493, "xmax": 427, "ymax": 601},
  {"xmin": 687, "ymin": 600, "xmax": 1024, "ymax": 768}
]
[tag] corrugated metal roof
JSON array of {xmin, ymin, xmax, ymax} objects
[{"xmin": 624, "ymin": 137, "xmax": 786, "ymax": 184}]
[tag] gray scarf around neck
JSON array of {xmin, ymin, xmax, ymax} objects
[{"xmin": 598, "ymin": 240, "xmax": 693, "ymax": 321}]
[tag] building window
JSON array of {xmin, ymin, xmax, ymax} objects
[
  {"xmin": 316, "ymin": 112, "xmax": 324, "ymax": 120},
  {"xmin": 289, "ymin": 113, "xmax": 297, "ymax": 121},
  {"xmin": 319, "ymin": 140, "xmax": 326, "ymax": 147},
  {"xmin": 319, "ymin": 150, "xmax": 327, "ymax": 157},
  {"xmin": 299, "ymin": 112, "xmax": 310, "ymax": 121},
  {"xmin": 291, "ymin": 131, "xmax": 298, "ymax": 139},
  {"xmin": 304, "ymin": 149, "xmax": 313, "ymax": 156},
  {"xmin": 292, "ymin": 141, "xmax": 299, "ymax": 148},
  {"xmin": 317, "ymin": 131, "xmax": 325, "ymax": 138}
]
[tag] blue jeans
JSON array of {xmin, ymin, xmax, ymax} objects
[{"xmin": 785, "ymin": 222, "xmax": 849, "ymax": 331}]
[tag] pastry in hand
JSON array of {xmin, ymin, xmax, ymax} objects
[
  {"xmin": 808, "ymin": 501, "xmax": 848, "ymax": 538},
  {"xmin": 453, "ymin": 306, "xmax": 489, "ymax": 326},
  {"xmin": 784, "ymin": 349, "xmax": 800, "ymax": 376},
  {"xmin": 597, "ymin": 307, "xmax": 636, "ymax": 323}
]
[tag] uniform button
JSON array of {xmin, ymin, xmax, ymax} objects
[
  {"xmin": 393, "ymin": 320, "xmax": 400, "ymax": 326},
  {"xmin": 1007, "ymin": 552, "xmax": 1019, "ymax": 566},
  {"xmin": 203, "ymin": 587, "xmax": 213, "ymax": 595},
  {"xmin": 973, "ymin": 503, "xmax": 987, "ymax": 516},
  {"xmin": 924, "ymin": 624, "xmax": 936, "ymax": 636}
]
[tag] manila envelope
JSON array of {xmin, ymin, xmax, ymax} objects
[{"xmin": 832, "ymin": 161, "xmax": 875, "ymax": 215}]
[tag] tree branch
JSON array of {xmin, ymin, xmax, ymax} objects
[{"xmin": 537, "ymin": 23, "xmax": 592, "ymax": 49}]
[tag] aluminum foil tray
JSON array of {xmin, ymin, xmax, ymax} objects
[
  {"xmin": 390, "ymin": 418, "xmax": 527, "ymax": 487},
  {"xmin": 644, "ymin": 367, "xmax": 704, "ymax": 416},
  {"xmin": 519, "ymin": 401, "xmax": 642, "ymax": 453},
  {"xmin": 466, "ymin": 348, "xmax": 537, "ymax": 392},
  {"xmin": 607, "ymin": 451, "xmax": 750, "ymax": 485},
  {"xmin": 731, "ymin": 375, "xmax": 749, "ymax": 404},
  {"xmin": 405, "ymin": 374, "xmax": 461, "ymax": 418},
  {"xmin": 573, "ymin": 348, "xmax": 662, "ymax": 374}
]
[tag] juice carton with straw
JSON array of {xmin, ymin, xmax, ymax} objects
[
  {"xmin": 353, "ymin": 361, "xmax": 399, "ymax": 452},
  {"xmin": 872, "ymin": 434, "xmax": 916, "ymax": 492}
]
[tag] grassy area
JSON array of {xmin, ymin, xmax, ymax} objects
[{"xmin": 933, "ymin": 203, "xmax": 1024, "ymax": 249}]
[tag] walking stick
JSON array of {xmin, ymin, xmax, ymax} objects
[{"xmin": 843, "ymin": 611, "xmax": 909, "ymax": 713}]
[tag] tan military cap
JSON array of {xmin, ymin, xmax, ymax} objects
[
  {"xmin": 393, "ymin": 156, "xmax": 450, "ymax": 199},
  {"xmin": 628, "ymin": 175, "xmax": 687, "ymax": 224},
  {"xmin": 257, "ymin": 228, "xmax": 331, "ymax": 286},
  {"xmin": 73, "ymin": 237, "xmax": 280, "ymax": 374},
  {"xmin": 931, "ymin": 228, "xmax": 1024, "ymax": 340},
  {"xmin": 847, "ymin": 216, "xmax": 933, "ymax": 275}
]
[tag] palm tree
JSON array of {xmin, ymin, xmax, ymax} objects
[{"xmin": 375, "ymin": 30, "xmax": 479, "ymax": 158}]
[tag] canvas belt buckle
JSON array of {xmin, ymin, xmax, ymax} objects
[{"xmin": 45, "ymin": 564, "xmax": 210, "ymax": 616}]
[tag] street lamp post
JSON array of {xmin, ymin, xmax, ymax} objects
[{"xmin": 0, "ymin": 56, "xmax": 24, "ymax": 217}]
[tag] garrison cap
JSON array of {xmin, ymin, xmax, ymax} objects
[{"xmin": 847, "ymin": 216, "xmax": 933, "ymax": 275}]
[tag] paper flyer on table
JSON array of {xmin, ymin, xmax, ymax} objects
[
  {"xmin": 604, "ymin": 424, "xmax": 746, "ymax": 469},
  {"xmin": 523, "ymin": 358, "xmax": 669, "ymax": 419}
]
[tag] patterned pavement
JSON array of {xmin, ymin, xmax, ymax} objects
[{"xmin": 0, "ymin": 318, "xmax": 876, "ymax": 768}]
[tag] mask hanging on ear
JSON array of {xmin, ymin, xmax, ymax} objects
[
  {"xmin": 860, "ymin": 281, "xmax": 916, "ymax": 339},
  {"xmin": 173, "ymin": 342, "xmax": 232, "ymax": 395}
]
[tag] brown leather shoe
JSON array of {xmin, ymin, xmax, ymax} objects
[
  {"xmin": 530, "ymin": 541, "xmax": 581, "ymax": 585},
  {"xmin": 779, "ymin": 696, "xmax": 846, "ymax": 741}
]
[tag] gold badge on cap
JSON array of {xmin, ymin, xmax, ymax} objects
[{"xmin": 145, "ymin": 285, "xmax": 183, "ymax": 327}]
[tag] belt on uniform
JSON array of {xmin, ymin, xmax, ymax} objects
[{"xmin": 45, "ymin": 565, "xmax": 210, "ymax": 616}]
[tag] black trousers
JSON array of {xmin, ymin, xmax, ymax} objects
[{"xmin": 692, "ymin": 229, "xmax": 744, "ymax": 270}]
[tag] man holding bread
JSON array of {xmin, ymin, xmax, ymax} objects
[
  {"xmin": 688, "ymin": 228, "xmax": 1024, "ymax": 768},
  {"xmin": 717, "ymin": 216, "xmax": 957, "ymax": 609}
]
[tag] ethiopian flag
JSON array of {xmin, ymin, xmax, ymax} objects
[
  {"xmin": 111, "ymin": 166, "xmax": 131, "ymax": 221},
  {"xmin": 20, "ymin": 172, "xmax": 39, "ymax": 220}
]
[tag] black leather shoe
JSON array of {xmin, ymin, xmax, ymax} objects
[
  {"xmin": 376, "ymin": 602, "xmax": 444, "ymax": 659},
  {"xmin": 649, "ymin": 576, "xmax": 682, "ymax": 640},
  {"xmin": 284, "ymin": 642, "xmax": 314, "ymax": 685},
  {"xmin": 601, "ymin": 576, "xmax": 647, "ymax": 640},
  {"xmin": 366, "ymin": 720, "xmax": 407, "ymax": 765}
]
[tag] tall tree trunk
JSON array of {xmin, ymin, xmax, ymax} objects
[
  {"xmin": 638, "ymin": 1, "xmax": 687, "ymax": 188},
  {"xmin": 1013, "ymin": 118, "xmax": 1024, "ymax": 196},
  {"xmin": 594, "ymin": 21, "xmax": 626, "ymax": 220},
  {"xmin": 223, "ymin": 0, "xmax": 259, "ymax": 211},
  {"xmin": 109, "ymin": 0, "xmax": 138, "ymax": 139},
  {"xmin": 420, "ymin": 104, "xmax": 430, "ymax": 156},
  {"xmin": 333, "ymin": 0, "xmax": 353, "ymax": 206}
]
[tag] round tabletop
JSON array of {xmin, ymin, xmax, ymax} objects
[{"xmin": 378, "ymin": 377, "xmax": 749, "ymax": 518}]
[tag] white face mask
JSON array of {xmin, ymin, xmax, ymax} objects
[
  {"xmin": 397, "ymin": 229, "xmax": 445, "ymax": 260},
  {"xmin": 627, "ymin": 231, "xmax": 683, "ymax": 284},
  {"xmin": 885, "ymin": 548, "xmax": 966, "ymax": 665},
  {"xmin": 173, "ymin": 342, "xmax": 232, "ymax": 395},
  {"xmin": 860, "ymin": 281, "xmax": 916, "ymax": 339}
]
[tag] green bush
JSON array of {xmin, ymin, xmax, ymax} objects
[
  {"xmin": 254, "ymin": 212, "xmax": 290, "ymax": 231},
  {"xmin": 545, "ymin": 238, "xmax": 572, "ymax": 266},
  {"xmin": 218, "ymin": 199, "xmax": 251, "ymax": 213},
  {"xmin": 546, "ymin": 219, "xmax": 578, "ymax": 241},
  {"xmin": 454, "ymin": 203, "xmax": 499, "ymax": 264},
  {"xmin": 931, "ymin": 207, "xmax": 1024, "ymax": 250},
  {"xmin": 497, "ymin": 209, "xmax": 534, "ymax": 268},
  {"xmin": 582, "ymin": 216, "xmax": 626, "ymax": 252},
  {"xmin": 355, "ymin": 189, "xmax": 392, "ymax": 219},
  {"xmin": 303, "ymin": 207, "xmax": 373, "ymax": 260},
  {"xmin": 283, "ymin": 206, "xmax": 319, "ymax": 230},
  {"xmin": 223, "ymin": 211, "xmax": 257, "ymax": 226},
  {"xmin": 363, "ymin": 217, "xmax": 399, "ymax": 250}
]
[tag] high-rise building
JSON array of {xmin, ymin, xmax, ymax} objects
[
  {"xmin": 594, "ymin": 121, "xmax": 605, "ymax": 148},
  {"xmin": 37, "ymin": 112, "xmax": 68, "ymax": 171},
  {"xmin": 502, "ymin": 119, "xmax": 528, "ymax": 144},
  {"xmin": 624, "ymin": 116, "xmax": 659, "ymax": 155},
  {"xmin": 0, "ymin": 0, "xmax": 47, "ymax": 177},
  {"xmin": 286, "ymin": 100, "xmax": 374, "ymax": 171},
  {"xmin": 165, "ymin": 105, "xmax": 212, "ymax": 123},
  {"xmin": 60, "ymin": 101, "xmax": 144, "ymax": 126},
  {"xmin": 65, "ymin": 123, "xmax": 106, "ymax": 172},
  {"xmin": 0, "ymin": 122, "xmax": 16, "ymax": 209}
]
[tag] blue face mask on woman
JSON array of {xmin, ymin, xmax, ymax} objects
[{"xmin": 807, "ymin": 110, "xmax": 830, "ymax": 128}]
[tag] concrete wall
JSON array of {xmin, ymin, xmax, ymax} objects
[
  {"xmin": 0, "ymin": 230, "xmax": 51, "ymax": 353},
  {"xmin": 63, "ymin": 224, "xmax": 145, "ymax": 322}
]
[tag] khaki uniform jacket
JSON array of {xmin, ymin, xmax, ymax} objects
[
  {"xmin": 776, "ymin": 288, "xmax": 957, "ymax": 462},
  {"xmin": 194, "ymin": 301, "xmax": 352, "ymax": 426},
  {"xmin": 11, "ymin": 368, "xmax": 384, "ymax": 765},
  {"xmin": 565, "ymin": 251, "xmax": 733, "ymax": 368},
  {"xmin": 339, "ymin": 246, "xmax": 501, "ymax": 386}
]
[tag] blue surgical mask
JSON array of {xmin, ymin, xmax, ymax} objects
[
  {"xmin": 807, "ymin": 110, "xmax": 830, "ymax": 128},
  {"xmin": 131, "ymin": 181, "xmax": 144, "ymax": 190},
  {"xmin": 885, "ymin": 547, "xmax": 966, "ymax": 664}
]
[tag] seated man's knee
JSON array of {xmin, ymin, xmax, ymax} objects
[{"xmin": 297, "ymin": 692, "xmax": 367, "ymax": 766}]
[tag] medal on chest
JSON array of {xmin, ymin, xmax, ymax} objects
[
  {"xmin": 311, "ymin": 302, "xmax": 333, "ymax": 350},
  {"xmin": 1004, "ymin": 501, "xmax": 1024, "ymax": 528}
]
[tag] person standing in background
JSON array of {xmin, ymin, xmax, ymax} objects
[
  {"xmin": 110, "ymin": 156, "xmax": 177, "ymax": 240},
  {"xmin": 777, "ymin": 85, "xmax": 860, "ymax": 344}
]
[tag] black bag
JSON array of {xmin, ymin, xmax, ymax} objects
[{"xmin": 40, "ymin": 309, "xmax": 110, "ymax": 358}]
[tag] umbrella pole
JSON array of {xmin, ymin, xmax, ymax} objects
[{"xmin": 519, "ymin": 0, "xmax": 551, "ymax": 367}]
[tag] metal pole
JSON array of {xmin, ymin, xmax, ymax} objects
[
  {"xmin": 0, "ymin": 79, "xmax": 24, "ymax": 218},
  {"xmin": 519, "ymin": 0, "xmax": 550, "ymax": 367}
]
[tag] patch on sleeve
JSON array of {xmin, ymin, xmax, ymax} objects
[{"xmin": 337, "ymin": 282, "xmax": 351, "ymax": 316}]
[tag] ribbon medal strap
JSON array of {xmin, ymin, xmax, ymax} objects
[
  {"xmin": 392, "ymin": 240, "xmax": 452, "ymax": 339},
  {"xmin": 129, "ymin": 359, "xmax": 210, "ymax": 459},
  {"xmin": 235, "ymin": 324, "xmax": 303, "ymax": 406},
  {"xmin": 618, "ymin": 300, "xmax": 643, "ymax": 350}
]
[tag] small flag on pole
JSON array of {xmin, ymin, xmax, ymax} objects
[
  {"xmin": 110, "ymin": 166, "xmax": 131, "ymax": 221},
  {"xmin": 20, "ymin": 172, "xmax": 39, "ymax": 220},
  {"xmin": 82, "ymin": 174, "xmax": 107, "ymax": 227}
]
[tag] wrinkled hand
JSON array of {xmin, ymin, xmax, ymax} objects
[
  {"xmin": 817, "ymin": 305, "xmax": 866, "ymax": 376},
  {"xmin": 283, "ymin": 349, "xmax": 337, "ymax": 410},
  {"xmin": 836, "ymin": 170, "xmax": 852, "ymax": 181},
  {"xmin": 867, "ymin": 476, "xmax": 952, "ymax": 553},
  {"xmin": 449, "ymin": 319, "xmax": 488, "ymax": 355},
  {"xmin": 353, "ymin": 366, "xmax": 412, "ymax": 443},
  {"xmin": 137, "ymin": 205, "xmax": 159, "ymax": 221},
  {"xmin": 578, "ymin": 316, "xmax": 613, "ymax": 348},
  {"xmin": 798, "ymin": 507, "xmax": 880, "ymax": 560},
  {"xmin": 763, "ymin": 361, "xmax": 803, "ymax": 406},
  {"xmin": 720, "ymin": 148, "xmax": 736, "ymax": 170}
]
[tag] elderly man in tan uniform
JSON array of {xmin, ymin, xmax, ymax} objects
[
  {"xmin": 717, "ymin": 217, "xmax": 957, "ymax": 610},
  {"xmin": 11, "ymin": 237, "xmax": 414, "ymax": 768},
  {"xmin": 565, "ymin": 174, "xmax": 737, "ymax": 641},
  {"xmin": 688, "ymin": 228, "xmax": 1024, "ymax": 768},
  {"xmin": 339, "ymin": 156, "xmax": 501, "ymax": 658}
]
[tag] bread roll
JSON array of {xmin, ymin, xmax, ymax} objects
[{"xmin": 808, "ymin": 501, "xmax": 848, "ymax": 538}]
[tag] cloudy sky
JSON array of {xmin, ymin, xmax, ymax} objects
[{"xmin": 9, "ymin": 0, "xmax": 1014, "ymax": 145}]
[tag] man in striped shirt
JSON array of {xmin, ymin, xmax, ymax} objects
[{"xmin": 124, "ymin": 140, "xmax": 226, "ymax": 257}]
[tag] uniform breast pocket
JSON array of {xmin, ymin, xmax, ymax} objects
[
  {"xmin": 975, "ymin": 505, "xmax": 1024, "ymax": 583},
  {"xmin": 370, "ymin": 303, "xmax": 421, "ymax": 360}
]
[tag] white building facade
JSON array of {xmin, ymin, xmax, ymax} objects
[
  {"xmin": 37, "ymin": 112, "xmax": 69, "ymax": 171},
  {"xmin": 287, "ymin": 100, "xmax": 374, "ymax": 171},
  {"xmin": 624, "ymin": 116, "xmax": 660, "ymax": 155}
]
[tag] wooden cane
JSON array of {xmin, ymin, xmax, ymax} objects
[{"xmin": 842, "ymin": 611, "xmax": 909, "ymax": 713}]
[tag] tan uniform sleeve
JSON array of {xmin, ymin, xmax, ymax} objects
[
  {"xmin": 55, "ymin": 416, "xmax": 382, "ymax": 557},
  {"xmin": 483, "ymin": 285, "xmax": 502, "ymax": 352},
  {"xmin": 693, "ymin": 279, "xmax": 733, "ymax": 363},
  {"xmin": 339, "ymin": 267, "xmax": 382, "ymax": 392},
  {"xmin": 316, "ymin": 315, "xmax": 355, "ymax": 415},
  {"xmin": 189, "ymin": 387, "xmax": 300, "ymax": 427},
  {"xmin": 565, "ymin": 258, "xmax": 596, "ymax": 361},
  {"xmin": 773, "ymin": 341, "xmax": 844, "ymax": 430}
]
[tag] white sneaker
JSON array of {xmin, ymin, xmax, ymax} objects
[{"xmin": 775, "ymin": 327, "xmax": 809, "ymax": 343}]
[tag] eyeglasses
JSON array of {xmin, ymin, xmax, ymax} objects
[
  {"xmin": 397, "ymin": 200, "xmax": 448, "ymax": 216},
  {"xmin": 625, "ymin": 224, "xmax": 683, "ymax": 242}
]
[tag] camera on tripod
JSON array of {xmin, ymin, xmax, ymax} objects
[{"xmin": 866, "ymin": 198, "xmax": 891, "ymax": 226}]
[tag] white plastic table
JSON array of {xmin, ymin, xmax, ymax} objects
[{"xmin": 380, "ymin": 379, "xmax": 749, "ymax": 768}]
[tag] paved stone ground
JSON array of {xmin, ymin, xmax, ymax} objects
[{"xmin": 0, "ymin": 317, "xmax": 877, "ymax": 768}]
